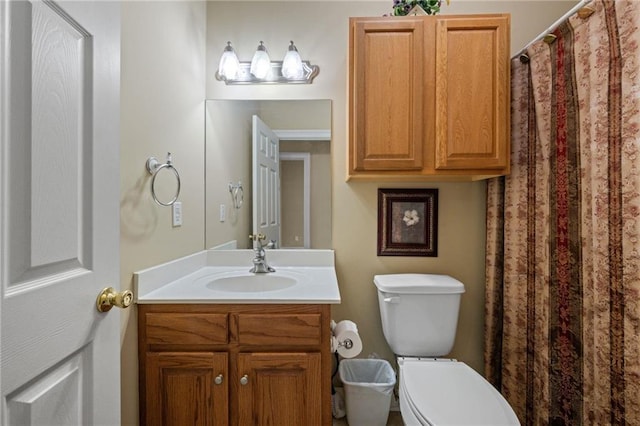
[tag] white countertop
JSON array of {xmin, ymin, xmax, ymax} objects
[{"xmin": 135, "ymin": 249, "xmax": 341, "ymax": 304}]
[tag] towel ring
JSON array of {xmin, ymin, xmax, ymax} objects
[
  {"xmin": 228, "ymin": 181, "xmax": 243, "ymax": 209},
  {"xmin": 146, "ymin": 153, "xmax": 181, "ymax": 206}
]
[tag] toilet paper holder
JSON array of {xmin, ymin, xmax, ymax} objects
[
  {"xmin": 338, "ymin": 338, "xmax": 354, "ymax": 350},
  {"xmin": 330, "ymin": 319, "xmax": 362, "ymax": 358}
]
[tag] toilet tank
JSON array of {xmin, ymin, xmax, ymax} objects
[{"xmin": 374, "ymin": 274, "xmax": 465, "ymax": 357}]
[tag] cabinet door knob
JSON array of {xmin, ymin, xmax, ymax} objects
[
  {"xmin": 240, "ymin": 374, "xmax": 249, "ymax": 385},
  {"xmin": 214, "ymin": 374, "xmax": 223, "ymax": 385}
]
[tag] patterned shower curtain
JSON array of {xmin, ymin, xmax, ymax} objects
[{"xmin": 484, "ymin": 1, "xmax": 640, "ymax": 424}]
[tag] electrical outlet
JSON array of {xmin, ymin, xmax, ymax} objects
[
  {"xmin": 219, "ymin": 204, "xmax": 226, "ymax": 222},
  {"xmin": 172, "ymin": 201, "xmax": 182, "ymax": 227}
]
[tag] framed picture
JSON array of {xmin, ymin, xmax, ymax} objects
[{"xmin": 377, "ymin": 188, "xmax": 438, "ymax": 256}]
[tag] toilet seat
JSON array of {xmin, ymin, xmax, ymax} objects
[{"xmin": 398, "ymin": 358, "xmax": 520, "ymax": 426}]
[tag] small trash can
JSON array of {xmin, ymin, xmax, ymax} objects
[{"xmin": 339, "ymin": 358, "xmax": 396, "ymax": 426}]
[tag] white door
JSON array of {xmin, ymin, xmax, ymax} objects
[
  {"xmin": 252, "ymin": 115, "xmax": 280, "ymax": 247},
  {"xmin": 0, "ymin": 1, "xmax": 122, "ymax": 425}
]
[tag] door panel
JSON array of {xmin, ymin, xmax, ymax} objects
[
  {"xmin": 237, "ymin": 352, "xmax": 322, "ymax": 426},
  {"xmin": 434, "ymin": 16, "xmax": 510, "ymax": 170},
  {"xmin": 146, "ymin": 352, "xmax": 228, "ymax": 426},
  {"xmin": 351, "ymin": 19, "xmax": 424, "ymax": 171},
  {"xmin": 1, "ymin": 1, "xmax": 121, "ymax": 424},
  {"xmin": 6, "ymin": 1, "xmax": 93, "ymax": 285},
  {"xmin": 6, "ymin": 351, "xmax": 88, "ymax": 425},
  {"xmin": 30, "ymin": 0, "xmax": 91, "ymax": 269}
]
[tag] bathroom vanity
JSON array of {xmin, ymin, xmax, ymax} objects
[
  {"xmin": 138, "ymin": 303, "xmax": 330, "ymax": 426},
  {"xmin": 135, "ymin": 250, "xmax": 340, "ymax": 426}
]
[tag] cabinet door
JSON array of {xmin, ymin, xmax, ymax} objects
[
  {"xmin": 350, "ymin": 18, "xmax": 424, "ymax": 171},
  {"xmin": 146, "ymin": 352, "xmax": 228, "ymax": 426},
  {"xmin": 434, "ymin": 15, "xmax": 510, "ymax": 170},
  {"xmin": 236, "ymin": 352, "xmax": 322, "ymax": 426}
]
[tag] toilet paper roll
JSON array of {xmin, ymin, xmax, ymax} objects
[{"xmin": 332, "ymin": 320, "xmax": 362, "ymax": 358}]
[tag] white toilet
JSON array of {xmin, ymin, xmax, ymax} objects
[{"xmin": 374, "ymin": 274, "xmax": 520, "ymax": 426}]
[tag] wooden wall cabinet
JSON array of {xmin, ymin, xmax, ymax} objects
[
  {"xmin": 349, "ymin": 14, "xmax": 511, "ymax": 180},
  {"xmin": 138, "ymin": 304, "xmax": 331, "ymax": 426}
]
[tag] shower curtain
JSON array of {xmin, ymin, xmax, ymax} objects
[{"xmin": 485, "ymin": 1, "xmax": 640, "ymax": 424}]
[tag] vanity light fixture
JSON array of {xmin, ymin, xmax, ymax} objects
[
  {"xmin": 215, "ymin": 40, "xmax": 319, "ymax": 85},
  {"xmin": 281, "ymin": 41, "xmax": 304, "ymax": 79},
  {"xmin": 217, "ymin": 41, "xmax": 240, "ymax": 80},
  {"xmin": 250, "ymin": 41, "xmax": 271, "ymax": 79}
]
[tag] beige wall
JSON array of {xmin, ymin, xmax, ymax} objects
[
  {"xmin": 120, "ymin": 1, "xmax": 577, "ymax": 423},
  {"xmin": 205, "ymin": 100, "xmax": 259, "ymax": 249},
  {"xmin": 205, "ymin": 0, "xmax": 578, "ymax": 363},
  {"xmin": 120, "ymin": 2, "xmax": 206, "ymax": 424}
]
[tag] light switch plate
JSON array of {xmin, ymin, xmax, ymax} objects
[{"xmin": 172, "ymin": 201, "xmax": 182, "ymax": 227}]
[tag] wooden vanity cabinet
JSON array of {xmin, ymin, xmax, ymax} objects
[
  {"xmin": 138, "ymin": 304, "xmax": 332, "ymax": 426},
  {"xmin": 236, "ymin": 352, "xmax": 322, "ymax": 425},
  {"xmin": 348, "ymin": 14, "xmax": 510, "ymax": 180},
  {"xmin": 145, "ymin": 351, "xmax": 229, "ymax": 425}
]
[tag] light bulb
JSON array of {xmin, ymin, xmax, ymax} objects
[
  {"xmin": 282, "ymin": 41, "xmax": 304, "ymax": 79},
  {"xmin": 218, "ymin": 41, "xmax": 240, "ymax": 80},
  {"xmin": 250, "ymin": 41, "xmax": 271, "ymax": 79}
]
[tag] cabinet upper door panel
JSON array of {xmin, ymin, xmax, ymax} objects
[
  {"xmin": 350, "ymin": 18, "xmax": 424, "ymax": 171},
  {"xmin": 434, "ymin": 16, "xmax": 510, "ymax": 170}
]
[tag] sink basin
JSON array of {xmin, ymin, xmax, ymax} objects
[{"xmin": 204, "ymin": 271, "xmax": 300, "ymax": 293}]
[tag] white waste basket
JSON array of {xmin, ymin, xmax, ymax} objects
[{"xmin": 339, "ymin": 359, "xmax": 396, "ymax": 426}]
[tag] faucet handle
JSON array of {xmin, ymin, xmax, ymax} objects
[
  {"xmin": 249, "ymin": 234, "xmax": 268, "ymax": 249},
  {"xmin": 249, "ymin": 233, "xmax": 266, "ymax": 242}
]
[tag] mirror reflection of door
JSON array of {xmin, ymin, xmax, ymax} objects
[
  {"xmin": 252, "ymin": 115, "xmax": 280, "ymax": 247},
  {"xmin": 205, "ymin": 100, "xmax": 332, "ymax": 251}
]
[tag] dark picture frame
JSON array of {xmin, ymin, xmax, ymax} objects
[{"xmin": 377, "ymin": 188, "xmax": 438, "ymax": 256}]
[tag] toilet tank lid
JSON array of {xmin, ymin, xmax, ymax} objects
[{"xmin": 374, "ymin": 274, "xmax": 465, "ymax": 294}]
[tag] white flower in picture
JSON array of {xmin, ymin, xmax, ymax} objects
[{"xmin": 403, "ymin": 209, "xmax": 420, "ymax": 227}]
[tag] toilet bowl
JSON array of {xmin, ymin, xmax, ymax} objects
[{"xmin": 374, "ymin": 274, "xmax": 519, "ymax": 426}]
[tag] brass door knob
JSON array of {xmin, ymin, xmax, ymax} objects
[{"xmin": 96, "ymin": 287, "xmax": 133, "ymax": 313}]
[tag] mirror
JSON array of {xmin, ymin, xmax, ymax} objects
[{"xmin": 205, "ymin": 99, "xmax": 332, "ymax": 250}]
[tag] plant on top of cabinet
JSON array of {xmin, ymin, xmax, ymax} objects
[
  {"xmin": 348, "ymin": 13, "xmax": 510, "ymax": 181},
  {"xmin": 391, "ymin": 0, "xmax": 450, "ymax": 16}
]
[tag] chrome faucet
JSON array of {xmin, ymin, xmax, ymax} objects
[{"xmin": 249, "ymin": 234, "xmax": 275, "ymax": 273}]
